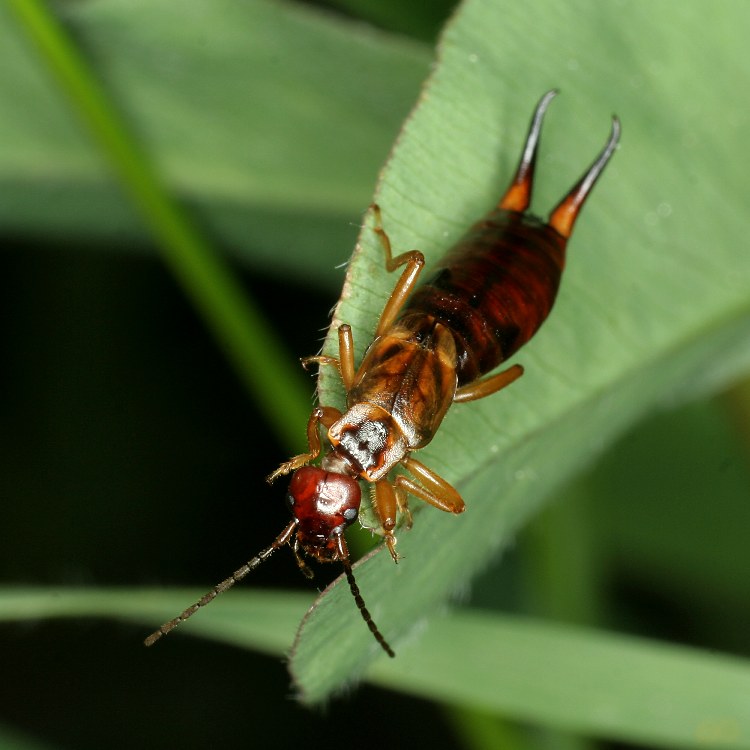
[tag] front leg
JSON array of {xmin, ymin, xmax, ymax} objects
[
  {"xmin": 374, "ymin": 479, "xmax": 401, "ymax": 562},
  {"xmin": 372, "ymin": 456, "xmax": 464, "ymax": 563},
  {"xmin": 266, "ymin": 405, "xmax": 341, "ymax": 483}
]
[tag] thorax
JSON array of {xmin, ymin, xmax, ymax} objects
[{"xmin": 327, "ymin": 318, "xmax": 457, "ymax": 481}]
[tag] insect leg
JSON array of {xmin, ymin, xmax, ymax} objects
[
  {"xmin": 370, "ymin": 204, "xmax": 426, "ymax": 338},
  {"xmin": 301, "ymin": 354, "xmax": 338, "ymax": 369},
  {"xmin": 266, "ymin": 405, "xmax": 341, "ymax": 483},
  {"xmin": 453, "ymin": 363, "xmax": 524, "ymax": 403},
  {"xmin": 302, "ymin": 324, "xmax": 356, "ymax": 391},
  {"xmin": 291, "ymin": 536, "xmax": 315, "ymax": 579},
  {"xmin": 372, "ymin": 478, "xmax": 416, "ymax": 562},
  {"xmin": 374, "ymin": 479, "xmax": 401, "ymax": 562},
  {"xmin": 394, "ymin": 483, "xmax": 414, "ymax": 530},
  {"xmin": 371, "ymin": 458, "xmax": 465, "ymax": 560},
  {"xmin": 397, "ymin": 456, "xmax": 465, "ymax": 514}
]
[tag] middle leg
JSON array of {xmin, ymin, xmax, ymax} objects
[
  {"xmin": 370, "ymin": 204, "xmax": 426, "ymax": 337},
  {"xmin": 301, "ymin": 324, "xmax": 356, "ymax": 391}
]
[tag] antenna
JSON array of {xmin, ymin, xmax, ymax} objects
[
  {"xmin": 335, "ymin": 532, "xmax": 395, "ymax": 658},
  {"xmin": 144, "ymin": 521, "xmax": 296, "ymax": 646}
]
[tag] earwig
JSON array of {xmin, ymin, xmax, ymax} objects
[{"xmin": 146, "ymin": 91, "xmax": 619, "ymax": 658}]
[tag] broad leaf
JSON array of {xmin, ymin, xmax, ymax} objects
[
  {"xmin": 5, "ymin": 588, "xmax": 750, "ymax": 748},
  {"xmin": 293, "ymin": 0, "xmax": 750, "ymax": 700},
  {"xmin": 0, "ymin": 588, "xmax": 310, "ymax": 657},
  {"xmin": 366, "ymin": 611, "xmax": 750, "ymax": 749},
  {"xmin": 0, "ymin": 0, "xmax": 429, "ymax": 286}
]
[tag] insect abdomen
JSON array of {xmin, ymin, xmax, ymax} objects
[{"xmin": 399, "ymin": 209, "xmax": 567, "ymax": 386}]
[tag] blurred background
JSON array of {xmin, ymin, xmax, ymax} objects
[{"xmin": 2, "ymin": 1, "xmax": 750, "ymax": 749}]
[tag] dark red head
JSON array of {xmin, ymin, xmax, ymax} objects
[
  {"xmin": 287, "ymin": 466, "xmax": 361, "ymax": 562},
  {"xmin": 145, "ymin": 461, "xmax": 392, "ymax": 657}
]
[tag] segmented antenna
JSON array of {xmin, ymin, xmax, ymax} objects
[
  {"xmin": 336, "ymin": 533, "xmax": 395, "ymax": 658},
  {"xmin": 144, "ymin": 520, "xmax": 297, "ymax": 646}
]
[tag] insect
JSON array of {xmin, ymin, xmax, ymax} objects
[{"xmin": 145, "ymin": 90, "xmax": 619, "ymax": 658}]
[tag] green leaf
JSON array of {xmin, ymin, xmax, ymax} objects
[
  {"xmin": 0, "ymin": 0, "xmax": 429, "ymax": 285},
  {"xmin": 366, "ymin": 612, "xmax": 750, "ymax": 749},
  {"xmin": 592, "ymin": 394, "xmax": 750, "ymax": 610},
  {"xmin": 0, "ymin": 587, "xmax": 312, "ymax": 657},
  {"xmin": 293, "ymin": 0, "xmax": 750, "ymax": 700},
  {"xmin": 6, "ymin": 588, "xmax": 750, "ymax": 748}
]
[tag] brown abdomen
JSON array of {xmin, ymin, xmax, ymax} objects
[{"xmin": 400, "ymin": 209, "xmax": 566, "ymax": 386}]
